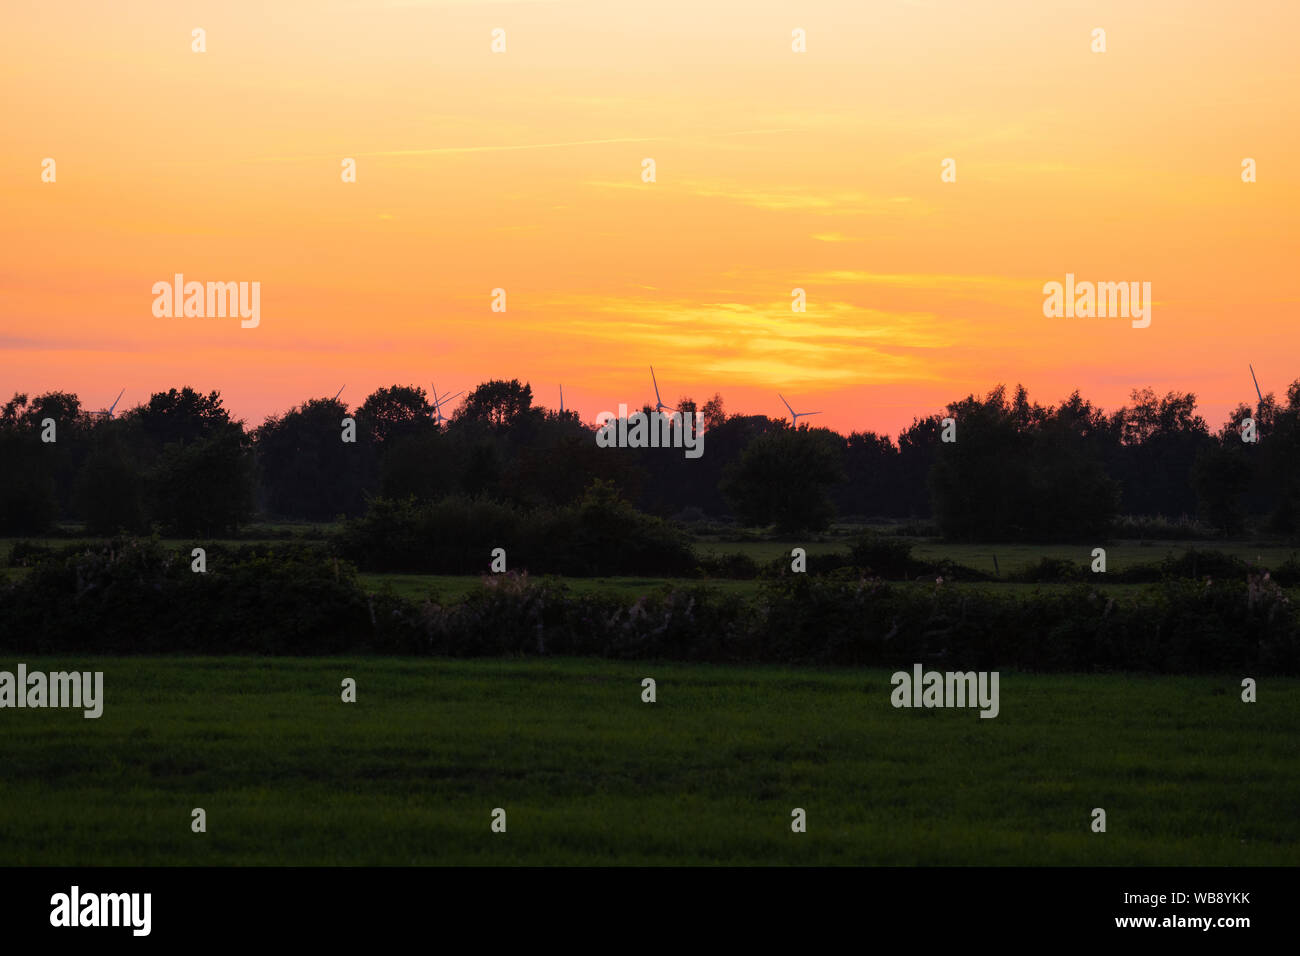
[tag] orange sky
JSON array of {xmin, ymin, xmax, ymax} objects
[{"xmin": 2, "ymin": 0, "xmax": 1297, "ymax": 436}]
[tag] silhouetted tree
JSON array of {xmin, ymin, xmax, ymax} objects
[
  {"xmin": 931, "ymin": 386, "xmax": 1117, "ymax": 540},
  {"xmin": 455, "ymin": 379, "xmax": 536, "ymax": 430},
  {"xmin": 256, "ymin": 398, "xmax": 366, "ymax": 519},
  {"xmin": 721, "ymin": 426, "xmax": 844, "ymax": 532},
  {"xmin": 133, "ymin": 387, "xmax": 231, "ymax": 448},
  {"xmin": 75, "ymin": 419, "xmax": 150, "ymax": 534},
  {"xmin": 150, "ymin": 428, "xmax": 255, "ymax": 536},
  {"xmin": 355, "ymin": 385, "xmax": 435, "ymax": 446}
]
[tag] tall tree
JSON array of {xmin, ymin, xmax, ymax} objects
[
  {"xmin": 721, "ymin": 426, "xmax": 844, "ymax": 532},
  {"xmin": 356, "ymin": 385, "xmax": 435, "ymax": 445},
  {"xmin": 256, "ymin": 397, "xmax": 367, "ymax": 519},
  {"xmin": 454, "ymin": 379, "xmax": 536, "ymax": 430}
]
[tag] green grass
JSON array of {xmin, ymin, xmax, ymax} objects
[{"xmin": 0, "ymin": 657, "xmax": 1295, "ymax": 865}]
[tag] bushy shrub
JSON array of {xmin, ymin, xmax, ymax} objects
[
  {"xmin": 1107, "ymin": 548, "xmax": 1252, "ymax": 584},
  {"xmin": 541, "ymin": 480, "xmax": 695, "ymax": 575},
  {"xmin": 335, "ymin": 482, "xmax": 695, "ymax": 576},
  {"xmin": 847, "ymin": 534, "xmax": 918, "ymax": 578},
  {"xmin": 8, "ymin": 541, "xmax": 55, "ymax": 567},
  {"xmin": 2, "ymin": 539, "xmax": 1296, "ymax": 673},
  {"xmin": 335, "ymin": 495, "xmax": 525, "ymax": 573},
  {"xmin": 1271, "ymin": 556, "xmax": 1300, "ymax": 586},
  {"xmin": 0, "ymin": 538, "xmax": 372, "ymax": 654},
  {"xmin": 696, "ymin": 551, "xmax": 761, "ymax": 579}
]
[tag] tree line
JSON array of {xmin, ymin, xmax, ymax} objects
[{"xmin": 1, "ymin": 378, "xmax": 1296, "ymax": 539}]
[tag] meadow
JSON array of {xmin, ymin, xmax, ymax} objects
[{"xmin": 0, "ymin": 657, "xmax": 1295, "ymax": 866}]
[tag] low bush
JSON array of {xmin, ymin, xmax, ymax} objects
[
  {"xmin": 1, "ymin": 540, "xmax": 1295, "ymax": 673},
  {"xmin": 0, "ymin": 538, "xmax": 373, "ymax": 655},
  {"xmin": 334, "ymin": 483, "xmax": 696, "ymax": 577}
]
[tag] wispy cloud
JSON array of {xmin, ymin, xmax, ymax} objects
[
  {"xmin": 252, "ymin": 127, "xmax": 800, "ymax": 165},
  {"xmin": 516, "ymin": 293, "xmax": 956, "ymax": 388},
  {"xmin": 585, "ymin": 178, "xmax": 919, "ymax": 215},
  {"xmin": 807, "ymin": 272, "xmax": 1040, "ymax": 294}
]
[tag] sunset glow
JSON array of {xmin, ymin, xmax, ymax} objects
[{"xmin": 3, "ymin": 0, "xmax": 1297, "ymax": 434}]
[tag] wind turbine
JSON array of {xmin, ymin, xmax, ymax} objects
[
  {"xmin": 431, "ymin": 382, "xmax": 464, "ymax": 427},
  {"xmin": 1249, "ymin": 364, "xmax": 1264, "ymax": 405},
  {"xmin": 778, "ymin": 392, "xmax": 821, "ymax": 429},
  {"xmin": 649, "ymin": 366, "xmax": 677, "ymax": 417},
  {"xmin": 92, "ymin": 388, "xmax": 125, "ymax": 420}
]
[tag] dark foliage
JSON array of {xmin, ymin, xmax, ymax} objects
[
  {"xmin": 2, "ymin": 545, "xmax": 1295, "ymax": 673},
  {"xmin": 334, "ymin": 481, "xmax": 696, "ymax": 576}
]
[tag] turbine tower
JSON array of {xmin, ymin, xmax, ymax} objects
[
  {"xmin": 779, "ymin": 392, "xmax": 821, "ymax": 429},
  {"xmin": 649, "ymin": 366, "xmax": 677, "ymax": 417},
  {"xmin": 431, "ymin": 382, "xmax": 464, "ymax": 427},
  {"xmin": 91, "ymin": 388, "xmax": 125, "ymax": 420}
]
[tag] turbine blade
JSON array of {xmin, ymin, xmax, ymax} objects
[
  {"xmin": 1250, "ymin": 364, "xmax": 1264, "ymax": 403},
  {"xmin": 779, "ymin": 393, "xmax": 795, "ymax": 416},
  {"xmin": 650, "ymin": 366, "xmax": 663, "ymax": 404}
]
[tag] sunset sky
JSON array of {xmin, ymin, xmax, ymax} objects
[{"xmin": 2, "ymin": 0, "xmax": 1297, "ymax": 436}]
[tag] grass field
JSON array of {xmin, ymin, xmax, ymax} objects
[{"xmin": 0, "ymin": 657, "xmax": 1295, "ymax": 865}]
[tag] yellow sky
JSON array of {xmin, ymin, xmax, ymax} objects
[{"xmin": 2, "ymin": 0, "xmax": 1297, "ymax": 434}]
